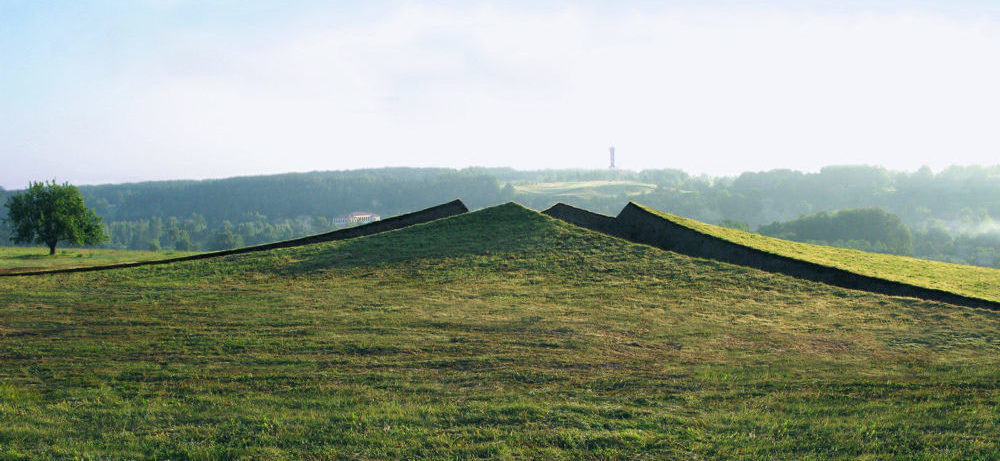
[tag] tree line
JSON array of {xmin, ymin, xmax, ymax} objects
[
  {"xmin": 1, "ymin": 169, "xmax": 509, "ymax": 252},
  {"xmin": 4, "ymin": 165, "xmax": 1000, "ymax": 267},
  {"xmin": 758, "ymin": 208, "xmax": 914, "ymax": 255}
]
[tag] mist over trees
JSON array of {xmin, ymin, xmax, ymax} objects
[
  {"xmin": 3, "ymin": 165, "xmax": 1000, "ymax": 266},
  {"xmin": 759, "ymin": 208, "xmax": 913, "ymax": 255},
  {"xmin": 78, "ymin": 169, "xmax": 502, "ymax": 223}
]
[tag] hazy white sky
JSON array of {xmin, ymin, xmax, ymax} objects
[{"xmin": 3, "ymin": 1, "xmax": 1000, "ymax": 188}]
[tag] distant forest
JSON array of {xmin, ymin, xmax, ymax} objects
[{"xmin": 3, "ymin": 165, "xmax": 1000, "ymax": 267}]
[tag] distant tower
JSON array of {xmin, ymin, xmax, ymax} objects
[{"xmin": 609, "ymin": 146, "xmax": 616, "ymax": 169}]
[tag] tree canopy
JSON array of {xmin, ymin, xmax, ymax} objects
[
  {"xmin": 4, "ymin": 180, "xmax": 107, "ymax": 254},
  {"xmin": 759, "ymin": 208, "xmax": 913, "ymax": 255}
]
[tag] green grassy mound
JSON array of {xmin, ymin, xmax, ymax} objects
[
  {"xmin": 635, "ymin": 203, "xmax": 1000, "ymax": 304},
  {"xmin": 1, "ymin": 203, "xmax": 999, "ymax": 458},
  {"xmin": 1, "ymin": 199, "xmax": 467, "ymax": 277}
]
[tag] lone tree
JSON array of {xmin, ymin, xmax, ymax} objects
[{"xmin": 3, "ymin": 180, "xmax": 107, "ymax": 255}]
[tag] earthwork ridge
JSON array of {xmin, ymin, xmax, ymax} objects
[
  {"xmin": 544, "ymin": 202, "xmax": 1000, "ymax": 311},
  {"xmin": 8, "ymin": 197, "xmax": 1000, "ymax": 312},
  {"xmin": 0, "ymin": 199, "xmax": 468, "ymax": 277}
]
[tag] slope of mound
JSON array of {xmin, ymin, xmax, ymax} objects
[
  {"xmin": 103, "ymin": 202, "xmax": 586, "ymax": 281},
  {"xmin": 0, "ymin": 199, "xmax": 467, "ymax": 277},
  {"xmin": 543, "ymin": 202, "xmax": 1000, "ymax": 309},
  {"xmin": 1, "ymin": 203, "xmax": 999, "ymax": 458},
  {"xmin": 630, "ymin": 203, "xmax": 1000, "ymax": 305}
]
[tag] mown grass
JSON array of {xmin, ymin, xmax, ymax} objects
[
  {"xmin": 636, "ymin": 203, "xmax": 1000, "ymax": 304},
  {"xmin": 1, "ymin": 203, "xmax": 999, "ymax": 458},
  {"xmin": 514, "ymin": 180, "xmax": 656, "ymax": 199},
  {"xmin": 0, "ymin": 247, "xmax": 198, "ymax": 274}
]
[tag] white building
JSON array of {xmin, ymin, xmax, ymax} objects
[{"xmin": 334, "ymin": 211, "xmax": 381, "ymax": 228}]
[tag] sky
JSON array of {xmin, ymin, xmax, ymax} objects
[{"xmin": 2, "ymin": 0, "xmax": 1000, "ymax": 188}]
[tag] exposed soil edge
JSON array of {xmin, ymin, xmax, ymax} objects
[
  {"xmin": 1, "ymin": 199, "xmax": 469, "ymax": 277},
  {"xmin": 546, "ymin": 201, "xmax": 1000, "ymax": 311},
  {"xmin": 541, "ymin": 203, "xmax": 619, "ymax": 236}
]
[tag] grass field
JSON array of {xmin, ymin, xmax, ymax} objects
[
  {"xmin": 637, "ymin": 203, "xmax": 1000, "ymax": 304},
  {"xmin": 1, "ymin": 204, "xmax": 999, "ymax": 458},
  {"xmin": 514, "ymin": 180, "xmax": 656, "ymax": 199},
  {"xmin": 0, "ymin": 247, "xmax": 198, "ymax": 274}
]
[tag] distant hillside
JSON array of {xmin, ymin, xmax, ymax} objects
[
  {"xmin": 513, "ymin": 180, "xmax": 656, "ymax": 199},
  {"xmin": 4, "ymin": 165, "xmax": 1000, "ymax": 268},
  {"xmin": 75, "ymin": 168, "xmax": 501, "ymax": 222},
  {"xmin": 0, "ymin": 169, "xmax": 504, "ymax": 252},
  {"xmin": 758, "ymin": 208, "xmax": 913, "ymax": 255}
]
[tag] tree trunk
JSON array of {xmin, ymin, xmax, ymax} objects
[{"xmin": 48, "ymin": 241, "xmax": 57, "ymax": 255}]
